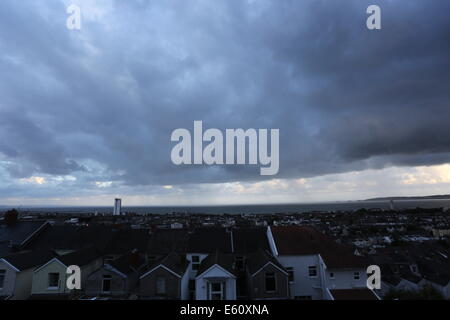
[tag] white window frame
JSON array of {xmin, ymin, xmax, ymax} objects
[
  {"xmin": 48, "ymin": 272, "xmax": 60, "ymax": 289},
  {"xmin": 209, "ymin": 281, "xmax": 225, "ymax": 300},
  {"xmin": 102, "ymin": 274, "xmax": 112, "ymax": 293},
  {"xmin": 191, "ymin": 256, "xmax": 200, "ymax": 271},
  {"xmin": 265, "ymin": 272, "xmax": 277, "ymax": 293},
  {"xmin": 308, "ymin": 266, "xmax": 318, "ymax": 278}
]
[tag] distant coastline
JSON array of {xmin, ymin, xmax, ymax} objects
[
  {"xmin": 365, "ymin": 194, "xmax": 450, "ymax": 201},
  {"xmin": 2, "ymin": 198, "xmax": 450, "ymax": 215}
]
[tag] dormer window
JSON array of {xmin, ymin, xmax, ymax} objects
[{"xmin": 191, "ymin": 255, "xmax": 200, "ymax": 271}]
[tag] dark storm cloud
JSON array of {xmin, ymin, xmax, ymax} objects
[{"xmin": 0, "ymin": 0, "xmax": 449, "ymax": 197}]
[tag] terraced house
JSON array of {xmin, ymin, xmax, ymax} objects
[
  {"xmin": 0, "ymin": 221, "xmax": 380, "ymax": 300},
  {"xmin": 267, "ymin": 226, "xmax": 379, "ymax": 300}
]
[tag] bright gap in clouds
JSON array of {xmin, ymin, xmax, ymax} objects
[{"xmin": 2, "ymin": 164, "xmax": 450, "ymax": 206}]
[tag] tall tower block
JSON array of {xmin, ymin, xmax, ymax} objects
[{"xmin": 114, "ymin": 198, "xmax": 122, "ymax": 216}]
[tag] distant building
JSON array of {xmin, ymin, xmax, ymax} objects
[{"xmin": 113, "ymin": 199, "xmax": 122, "ymax": 216}]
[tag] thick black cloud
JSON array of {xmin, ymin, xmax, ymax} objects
[{"xmin": 0, "ymin": 0, "xmax": 449, "ymax": 195}]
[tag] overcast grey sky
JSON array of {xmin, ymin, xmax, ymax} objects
[{"xmin": 1, "ymin": 0, "xmax": 450, "ymax": 206}]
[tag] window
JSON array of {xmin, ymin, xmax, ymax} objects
[
  {"xmin": 0, "ymin": 270, "xmax": 5, "ymax": 289},
  {"xmin": 329, "ymin": 272, "xmax": 335, "ymax": 279},
  {"xmin": 265, "ymin": 272, "xmax": 276, "ymax": 292},
  {"xmin": 102, "ymin": 275, "xmax": 112, "ymax": 293},
  {"xmin": 308, "ymin": 266, "xmax": 317, "ymax": 278},
  {"xmin": 48, "ymin": 273, "xmax": 60, "ymax": 288},
  {"xmin": 286, "ymin": 267, "xmax": 294, "ymax": 283},
  {"xmin": 354, "ymin": 272, "xmax": 360, "ymax": 280},
  {"xmin": 209, "ymin": 281, "xmax": 224, "ymax": 300},
  {"xmin": 156, "ymin": 277, "xmax": 166, "ymax": 296},
  {"xmin": 191, "ymin": 256, "xmax": 200, "ymax": 271}
]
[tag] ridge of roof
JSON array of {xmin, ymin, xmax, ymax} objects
[
  {"xmin": 1, "ymin": 249, "xmax": 56, "ymax": 271},
  {"xmin": 271, "ymin": 226, "xmax": 368, "ymax": 268}
]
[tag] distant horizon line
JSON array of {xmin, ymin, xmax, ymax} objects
[
  {"xmin": 1, "ymin": 196, "xmax": 450, "ymax": 209},
  {"xmin": 0, "ymin": 200, "xmax": 357, "ymax": 208}
]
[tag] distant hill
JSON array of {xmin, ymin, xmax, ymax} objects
[{"xmin": 365, "ymin": 195, "xmax": 450, "ymax": 201}]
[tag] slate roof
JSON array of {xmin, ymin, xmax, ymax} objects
[
  {"xmin": 400, "ymin": 271, "xmax": 422, "ymax": 284},
  {"xmin": 107, "ymin": 252, "xmax": 145, "ymax": 276},
  {"xmin": 330, "ymin": 288, "xmax": 379, "ymax": 300},
  {"xmin": 142, "ymin": 252, "xmax": 188, "ymax": 277},
  {"xmin": 147, "ymin": 229, "xmax": 189, "ymax": 255},
  {"xmin": 23, "ymin": 225, "xmax": 113, "ymax": 252},
  {"xmin": 148, "ymin": 228, "xmax": 269, "ymax": 255},
  {"xmin": 371, "ymin": 242, "xmax": 450, "ymax": 287},
  {"xmin": 188, "ymin": 228, "xmax": 232, "ymax": 253},
  {"xmin": 0, "ymin": 221, "xmax": 49, "ymax": 247},
  {"xmin": 58, "ymin": 246, "xmax": 102, "ymax": 267},
  {"xmin": 232, "ymin": 228, "xmax": 270, "ymax": 254},
  {"xmin": 417, "ymin": 259, "xmax": 450, "ymax": 286},
  {"xmin": 197, "ymin": 250, "xmax": 236, "ymax": 277},
  {"xmin": 271, "ymin": 226, "xmax": 368, "ymax": 268},
  {"xmin": 104, "ymin": 229, "xmax": 150, "ymax": 255},
  {"xmin": 382, "ymin": 275, "xmax": 402, "ymax": 286},
  {"xmin": 1, "ymin": 250, "xmax": 56, "ymax": 271},
  {"xmin": 246, "ymin": 249, "xmax": 287, "ymax": 276},
  {"xmin": 0, "ymin": 243, "xmax": 10, "ymax": 258}
]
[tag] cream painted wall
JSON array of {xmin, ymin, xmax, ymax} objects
[
  {"xmin": 31, "ymin": 259, "xmax": 68, "ymax": 295},
  {"xmin": 31, "ymin": 258, "xmax": 104, "ymax": 295}
]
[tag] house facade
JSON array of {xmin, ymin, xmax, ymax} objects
[
  {"xmin": 31, "ymin": 247, "xmax": 102, "ymax": 297},
  {"xmin": 195, "ymin": 252, "xmax": 237, "ymax": 301},
  {"xmin": 246, "ymin": 250, "xmax": 289, "ymax": 300},
  {"xmin": 139, "ymin": 252, "xmax": 189, "ymax": 300},
  {"xmin": 85, "ymin": 252, "xmax": 143, "ymax": 298},
  {"xmin": 267, "ymin": 226, "xmax": 375, "ymax": 300},
  {"xmin": 0, "ymin": 250, "xmax": 54, "ymax": 300}
]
